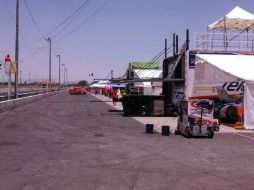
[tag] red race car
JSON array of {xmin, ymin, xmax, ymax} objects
[{"xmin": 69, "ymin": 87, "xmax": 86, "ymax": 95}]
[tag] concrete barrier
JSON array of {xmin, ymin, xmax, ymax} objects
[{"xmin": 0, "ymin": 91, "xmax": 60, "ymax": 113}]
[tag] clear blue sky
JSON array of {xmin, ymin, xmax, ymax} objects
[{"xmin": 0, "ymin": 0, "xmax": 253, "ymax": 83}]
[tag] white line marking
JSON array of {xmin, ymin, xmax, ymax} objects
[
  {"xmin": 99, "ymin": 145, "xmax": 113, "ymax": 148},
  {"xmin": 234, "ymin": 133, "xmax": 254, "ymax": 140}
]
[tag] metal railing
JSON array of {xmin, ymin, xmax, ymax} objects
[{"xmin": 194, "ymin": 32, "xmax": 254, "ymax": 53}]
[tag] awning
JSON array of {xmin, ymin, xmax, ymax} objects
[
  {"xmin": 108, "ymin": 83, "xmax": 127, "ymax": 88},
  {"xmin": 196, "ymin": 54, "xmax": 254, "ymax": 81},
  {"xmin": 133, "ymin": 69, "xmax": 162, "ymax": 87},
  {"xmin": 90, "ymin": 80, "xmax": 110, "ymax": 88},
  {"xmin": 134, "ymin": 69, "xmax": 162, "ymax": 79},
  {"xmin": 208, "ymin": 6, "xmax": 254, "ymax": 30}
]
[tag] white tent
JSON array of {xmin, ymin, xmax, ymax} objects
[
  {"xmin": 133, "ymin": 69, "xmax": 162, "ymax": 95},
  {"xmin": 208, "ymin": 6, "xmax": 254, "ymax": 30},
  {"xmin": 196, "ymin": 54, "xmax": 254, "ymax": 81},
  {"xmin": 190, "ymin": 54, "xmax": 254, "ymax": 129},
  {"xmin": 90, "ymin": 80, "xmax": 109, "ymax": 88}
]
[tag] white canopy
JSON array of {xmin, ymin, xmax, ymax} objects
[
  {"xmin": 196, "ymin": 54, "xmax": 254, "ymax": 81},
  {"xmin": 195, "ymin": 53, "xmax": 254, "ymax": 129},
  {"xmin": 208, "ymin": 6, "xmax": 254, "ymax": 30},
  {"xmin": 134, "ymin": 69, "xmax": 162, "ymax": 87},
  {"xmin": 90, "ymin": 80, "xmax": 109, "ymax": 88},
  {"xmin": 133, "ymin": 69, "xmax": 162, "ymax": 95},
  {"xmin": 134, "ymin": 69, "xmax": 162, "ymax": 79}
]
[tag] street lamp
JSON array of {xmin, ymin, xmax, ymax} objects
[
  {"xmin": 57, "ymin": 54, "xmax": 61, "ymax": 88},
  {"xmin": 62, "ymin": 63, "xmax": 65, "ymax": 86},
  {"xmin": 65, "ymin": 68, "xmax": 68, "ymax": 86},
  {"xmin": 14, "ymin": 0, "xmax": 19, "ymax": 99},
  {"xmin": 19, "ymin": 70, "xmax": 22, "ymax": 85},
  {"xmin": 45, "ymin": 37, "xmax": 51, "ymax": 91}
]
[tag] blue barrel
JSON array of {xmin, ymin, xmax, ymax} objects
[
  {"xmin": 146, "ymin": 124, "xmax": 154, "ymax": 134},
  {"xmin": 162, "ymin": 125, "xmax": 170, "ymax": 136}
]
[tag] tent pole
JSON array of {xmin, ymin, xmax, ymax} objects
[
  {"xmin": 247, "ymin": 29, "xmax": 249, "ymax": 51},
  {"xmin": 241, "ymin": 82, "xmax": 245, "ymax": 127},
  {"xmin": 223, "ymin": 16, "xmax": 227, "ymax": 52},
  {"xmin": 252, "ymin": 29, "xmax": 254, "ymax": 52},
  {"xmin": 212, "ymin": 30, "xmax": 214, "ymax": 51}
]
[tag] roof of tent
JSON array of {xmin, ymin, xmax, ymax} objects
[
  {"xmin": 208, "ymin": 6, "xmax": 254, "ymax": 30},
  {"xmin": 108, "ymin": 83, "xmax": 127, "ymax": 88},
  {"xmin": 90, "ymin": 83, "xmax": 107, "ymax": 88},
  {"xmin": 90, "ymin": 80, "xmax": 109, "ymax": 88},
  {"xmin": 196, "ymin": 54, "xmax": 254, "ymax": 81},
  {"xmin": 133, "ymin": 69, "xmax": 162, "ymax": 79},
  {"xmin": 133, "ymin": 69, "xmax": 162, "ymax": 87}
]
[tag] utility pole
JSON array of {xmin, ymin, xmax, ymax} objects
[
  {"xmin": 57, "ymin": 54, "xmax": 61, "ymax": 87},
  {"xmin": 62, "ymin": 64, "xmax": 65, "ymax": 86},
  {"xmin": 173, "ymin": 33, "xmax": 176, "ymax": 57},
  {"xmin": 165, "ymin": 38, "xmax": 167, "ymax": 59},
  {"xmin": 14, "ymin": 0, "xmax": 19, "ymax": 99},
  {"xmin": 111, "ymin": 70, "xmax": 113, "ymax": 79},
  {"xmin": 46, "ymin": 37, "xmax": 51, "ymax": 91},
  {"xmin": 176, "ymin": 35, "xmax": 179, "ymax": 54},
  {"xmin": 28, "ymin": 72, "xmax": 30, "ymax": 84},
  {"xmin": 20, "ymin": 70, "xmax": 22, "ymax": 85},
  {"xmin": 65, "ymin": 68, "xmax": 68, "ymax": 85},
  {"xmin": 186, "ymin": 29, "xmax": 189, "ymax": 50}
]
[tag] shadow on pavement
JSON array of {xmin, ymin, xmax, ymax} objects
[
  {"xmin": 108, "ymin": 109, "xmax": 123, "ymax": 112},
  {"xmin": 90, "ymin": 100, "xmax": 112, "ymax": 102}
]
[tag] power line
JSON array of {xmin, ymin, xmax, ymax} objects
[
  {"xmin": 133, "ymin": 45, "xmax": 173, "ymax": 78},
  {"xmin": 2, "ymin": 0, "xmax": 29, "ymax": 46},
  {"xmin": 29, "ymin": 0, "xmax": 91, "ymax": 44},
  {"xmin": 54, "ymin": 0, "xmax": 111, "ymax": 43},
  {"xmin": 2, "ymin": 0, "xmax": 15, "ymax": 23},
  {"xmin": 51, "ymin": 0, "xmax": 91, "ymax": 39},
  {"xmin": 21, "ymin": 44, "xmax": 48, "ymax": 61},
  {"xmin": 133, "ymin": 49, "xmax": 165, "ymax": 78},
  {"xmin": 104, "ymin": 71, "xmax": 112, "ymax": 79},
  {"xmin": 1, "ymin": 0, "xmax": 49, "ymax": 55},
  {"xmin": 23, "ymin": 0, "xmax": 46, "ymax": 39},
  {"xmin": 46, "ymin": 0, "xmax": 91, "ymax": 37}
]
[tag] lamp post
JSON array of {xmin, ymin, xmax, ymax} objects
[
  {"xmin": 62, "ymin": 64, "xmax": 65, "ymax": 86},
  {"xmin": 14, "ymin": 0, "xmax": 19, "ymax": 99},
  {"xmin": 65, "ymin": 68, "xmax": 68, "ymax": 86},
  {"xmin": 57, "ymin": 54, "xmax": 61, "ymax": 88},
  {"xmin": 45, "ymin": 37, "xmax": 51, "ymax": 91},
  {"xmin": 19, "ymin": 70, "xmax": 22, "ymax": 85}
]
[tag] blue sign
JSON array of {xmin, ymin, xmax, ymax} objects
[{"xmin": 189, "ymin": 51, "xmax": 196, "ymax": 69}]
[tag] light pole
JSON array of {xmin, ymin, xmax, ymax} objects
[
  {"xmin": 14, "ymin": 0, "xmax": 19, "ymax": 99},
  {"xmin": 65, "ymin": 68, "xmax": 68, "ymax": 86},
  {"xmin": 62, "ymin": 64, "xmax": 65, "ymax": 86},
  {"xmin": 19, "ymin": 70, "xmax": 22, "ymax": 85},
  {"xmin": 57, "ymin": 54, "xmax": 61, "ymax": 88},
  {"xmin": 45, "ymin": 37, "xmax": 51, "ymax": 91}
]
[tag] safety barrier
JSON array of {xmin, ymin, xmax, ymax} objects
[{"xmin": 0, "ymin": 91, "xmax": 60, "ymax": 113}]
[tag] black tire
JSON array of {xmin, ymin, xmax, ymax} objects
[
  {"xmin": 185, "ymin": 127, "xmax": 191, "ymax": 138},
  {"xmin": 207, "ymin": 128, "xmax": 214, "ymax": 138},
  {"xmin": 214, "ymin": 125, "xmax": 220, "ymax": 132}
]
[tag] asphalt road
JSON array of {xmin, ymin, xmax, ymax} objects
[{"xmin": 0, "ymin": 92, "xmax": 254, "ymax": 190}]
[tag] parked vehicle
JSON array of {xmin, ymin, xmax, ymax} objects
[
  {"xmin": 176, "ymin": 99, "xmax": 215, "ymax": 138},
  {"xmin": 69, "ymin": 87, "xmax": 86, "ymax": 95}
]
